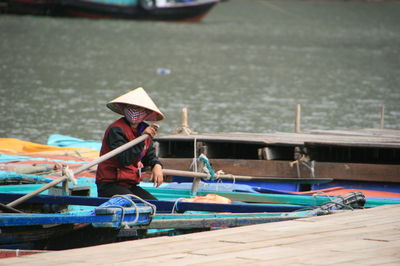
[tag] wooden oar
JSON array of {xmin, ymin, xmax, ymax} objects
[
  {"xmin": 162, "ymin": 169, "xmax": 333, "ymax": 183},
  {"xmin": 6, "ymin": 134, "xmax": 151, "ymax": 208}
]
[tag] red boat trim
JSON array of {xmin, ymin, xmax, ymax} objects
[
  {"xmin": 0, "ymin": 249, "xmax": 49, "ymax": 259},
  {"xmin": 171, "ymin": 13, "xmax": 207, "ymax": 22}
]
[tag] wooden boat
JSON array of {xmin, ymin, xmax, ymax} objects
[
  {"xmin": 0, "ymin": 191, "xmax": 366, "ymax": 250},
  {"xmin": 59, "ymin": 0, "xmax": 219, "ymax": 22},
  {"xmin": 154, "ymin": 129, "xmax": 400, "ymax": 195},
  {"xmin": 0, "ymin": 194, "xmax": 154, "ymax": 250},
  {"xmin": 0, "ymin": 137, "xmax": 390, "ymax": 251},
  {"xmin": 1, "ymin": 135, "xmax": 399, "ymax": 207},
  {"xmin": 3, "ymin": 0, "xmax": 220, "ymax": 22},
  {"xmin": 1, "ymin": 130, "xmax": 398, "ymax": 251},
  {"xmin": 143, "ymin": 186, "xmax": 400, "ymax": 208},
  {"xmin": 2, "ymin": 0, "xmax": 57, "ymax": 15},
  {"xmin": 0, "ymin": 156, "xmax": 398, "ymax": 210}
]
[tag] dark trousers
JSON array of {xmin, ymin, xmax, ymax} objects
[{"xmin": 97, "ymin": 182, "xmax": 158, "ymax": 200}]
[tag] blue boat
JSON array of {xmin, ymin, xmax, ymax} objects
[{"xmin": 0, "ymin": 194, "xmax": 154, "ymax": 250}]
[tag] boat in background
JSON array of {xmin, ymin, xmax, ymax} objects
[
  {"xmin": 59, "ymin": 0, "xmax": 220, "ymax": 22},
  {"xmin": 2, "ymin": 0, "xmax": 220, "ymax": 22},
  {"xmin": 155, "ymin": 128, "xmax": 400, "ymax": 195},
  {"xmin": 1, "ymin": 0, "xmax": 57, "ymax": 15}
]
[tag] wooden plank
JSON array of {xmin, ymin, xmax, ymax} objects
[
  {"xmin": 135, "ymin": 215, "xmax": 301, "ymax": 229},
  {"xmin": 310, "ymin": 128, "xmax": 400, "ymax": 138},
  {"xmin": 160, "ymin": 158, "xmax": 400, "ymax": 182},
  {"xmin": 156, "ymin": 129, "xmax": 400, "ymax": 148}
]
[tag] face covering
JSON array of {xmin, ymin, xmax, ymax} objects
[{"xmin": 124, "ymin": 106, "xmax": 149, "ymax": 124}]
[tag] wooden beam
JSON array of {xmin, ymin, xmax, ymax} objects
[
  {"xmin": 159, "ymin": 158, "xmax": 400, "ymax": 183},
  {"xmin": 134, "ymin": 216, "xmax": 301, "ymax": 229}
]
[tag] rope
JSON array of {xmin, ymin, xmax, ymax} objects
[
  {"xmin": 312, "ymin": 191, "xmax": 335, "ymax": 202},
  {"xmin": 312, "ymin": 191, "xmax": 334, "ymax": 202},
  {"xmin": 214, "ymin": 170, "xmax": 236, "ymax": 192},
  {"xmin": 99, "ymin": 201, "xmax": 128, "ymax": 229},
  {"xmin": 289, "ymin": 156, "xmax": 315, "ymax": 179},
  {"xmin": 198, "ymin": 154, "xmax": 216, "ymax": 180},
  {"xmin": 126, "ymin": 194, "xmax": 157, "ymax": 217},
  {"xmin": 312, "ymin": 192, "xmax": 355, "ymax": 211},
  {"xmin": 100, "ymin": 194, "xmax": 157, "ymax": 228},
  {"xmin": 63, "ymin": 165, "xmax": 77, "ymax": 185},
  {"xmin": 330, "ymin": 202, "xmax": 354, "ymax": 210},
  {"xmin": 301, "ymin": 160, "xmax": 315, "ymax": 178},
  {"xmin": 108, "ymin": 195, "xmax": 137, "ymax": 228},
  {"xmin": 171, "ymin": 197, "xmax": 186, "ymax": 214},
  {"xmin": 189, "ymin": 144, "xmax": 236, "ymax": 192}
]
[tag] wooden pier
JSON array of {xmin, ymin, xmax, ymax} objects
[
  {"xmin": 155, "ymin": 128, "xmax": 400, "ymax": 184},
  {"xmin": 1, "ymin": 204, "xmax": 399, "ymax": 265}
]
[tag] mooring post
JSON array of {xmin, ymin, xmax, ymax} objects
[
  {"xmin": 182, "ymin": 107, "xmax": 189, "ymax": 128},
  {"xmin": 174, "ymin": 107, "xmax": 193, "ymax": 135},
  {"xmin": 295, "ymin": 104, "xmax": 301, "ymax": 133},
  {"xmin": 380, "ymin": 105, "xmax": 385, "ymax": 129}
]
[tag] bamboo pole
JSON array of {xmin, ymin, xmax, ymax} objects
[
  {"xmin": 380, "ymin": 105, "xmax": 385, "ymax": 129},
  {"xmin": 162, "ymin": 169, "xmax": 332, "ymax": 183},
  {"xmin": 7, "ymin": 134, "xmax": 151, "ymax": 208}
]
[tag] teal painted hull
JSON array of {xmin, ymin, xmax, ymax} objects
[
  {"xmin": 0, "ymin": 181, "xmax": 398, "ymax": 209},
  {"xmin": 144, "ymin": 187, "xmax": 400, "ymax": 208}
]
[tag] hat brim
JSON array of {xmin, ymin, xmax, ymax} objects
[
  {"xmin": 107, "ymin": 102, "xmax": 164, "ymax": 121},
  {"xmin": 106, "ymin": 87, "xmax": 165, "ymax": 121}
]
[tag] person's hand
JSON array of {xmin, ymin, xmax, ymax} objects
[
  {"xmin": 142, "ymin": 123, "xmax": 159, "ymax": 138},
  {"xmin": 151, "ymin": 164, "xmax": 163, "ymax": 187}
]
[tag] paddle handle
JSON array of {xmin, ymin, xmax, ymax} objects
[
  {"xmin": 74, "ymin": 134, "xmax": 150, "ymax": 176},
  {"xmin": 162, "ymin": 169, "xmax": 252, "ymax": 180},
  {"xmin": 162, "ymin": 169, "xmax": 333, "ymax": 183},
  {"xmin": 7, "ymin": 134, "xmax": 151, "ymax": 208}
]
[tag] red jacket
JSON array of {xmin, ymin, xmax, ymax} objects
[{"xmin": 96, "ymin": 118, "xmax": 152, "ymax": 186}]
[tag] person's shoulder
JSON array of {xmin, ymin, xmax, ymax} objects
[
  {"xmin": 107, "ymin": 119, "xmax": 127, "ymax": 136},
  {"xmin": 107, "ymin": 117, "xmax": 128, "ymax": 128}
]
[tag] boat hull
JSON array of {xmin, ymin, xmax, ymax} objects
[
  {"xmin": 59, "ymin": 0, "xmax": 218, "ymax": 21},
  {"xmin": 3, "ymin": 0, "xmax": 219, "ymax": 21},
  {"xmin": 3, "ymin": 0, "xmax": 57, "ymax": 15}
]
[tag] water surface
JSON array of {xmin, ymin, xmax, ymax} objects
[{"xmin": 1, "ymin": 0, "xmax": 399, "ymax": 144}]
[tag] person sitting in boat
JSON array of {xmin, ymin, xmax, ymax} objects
[{"xmin": 96, "ymin": 87, "xmax": 164, "ymax": 200}]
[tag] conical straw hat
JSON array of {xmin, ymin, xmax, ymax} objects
[{"xmin": 106, "ymin": 87, "xmax": 165, "ymax": 121}]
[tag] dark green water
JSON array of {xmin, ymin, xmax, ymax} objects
[{"xmin": 1, "ymin": 0, "xmax": 400, "ymax": 144}]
